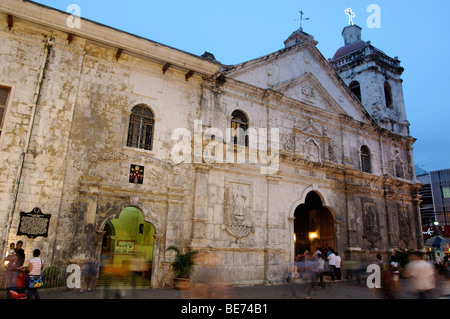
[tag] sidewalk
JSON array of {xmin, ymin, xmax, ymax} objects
[{"xmin": 40, "ymin": 277, "xmax": 450, "ymax": 300}]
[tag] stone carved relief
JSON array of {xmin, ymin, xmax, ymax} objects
[
  {"xmin": 283, "ymin": 119, "xmax": 335, "ymax": 165},
  {"xmin": 304, "ymin": 138, "xmax": 320, "ymax": 163},
  {"xmin": 398, "ymin": 206, "xmax": 411, "ymax": 246},
  {"xmin": 222, "ymin": 182, "xmax": 255, "ymax": 242},
  {"xmin": 284, "ymin": 133, "xmax": 295, "ymax": 153},
  {"xmin": 362, "ymin": 200, "xmax": 381, "ymax": 247}
]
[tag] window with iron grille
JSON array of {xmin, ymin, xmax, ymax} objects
[
  {"xmin": 0, "ymin": 87, "xmax": 10, "ymax": 136},
  {"xmin": 126, "ymin": 105, "xmax": 154, "ymax": 151},
  {"xmin": 361, "ymin": 145, "xmax": 372, "ymax": 173},
  {"xmin": 231, "ymin": 110, "xmax": 249, "ymax": 147}
]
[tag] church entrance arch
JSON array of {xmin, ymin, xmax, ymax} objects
[
  {"xmin": 100, "ymin": 207, "xmax": 155, "ymax": 288},
  {"xmin": 293, "ymin": 191, "xmax": 335, "ymax": 257}
]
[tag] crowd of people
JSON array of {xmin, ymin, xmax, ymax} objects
[
  {"xmin": 287, "ymin": 247, "xmax": 450, "ymax": 299},
  {"xmin": 1, "ymin": 241, "xmax": 44, "ymax": 299},
  {"xmin": 287, "ymin": 247, "xmax": 344, "ymax": 298}
]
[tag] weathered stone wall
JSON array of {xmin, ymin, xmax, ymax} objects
[{"xmin": 0, "ymin": 1, "xmax": 422, "ymax": 288}]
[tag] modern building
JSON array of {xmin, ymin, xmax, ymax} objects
[
  {"xmin": 0, "ymin": 0, "xmax": 423, "ymax": 288},
  {"xmin": 417, "ymin": 168, "xmax": 450, "ymax": 239}
]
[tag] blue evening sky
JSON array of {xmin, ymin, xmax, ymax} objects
[{"xmin": 31, "ymin": 0, "xmax": 450, "ymax": 173}]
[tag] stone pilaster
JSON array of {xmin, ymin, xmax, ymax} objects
[
  {"xmin": 164, "ymin": 186, "xmax": 185, "ymax": 249},
  {"xmin": 71, "ymin": 176, "xmax": 101, "ymax": 263},
  {"xmin": 264, "ymin": 175, "xmax": 284, "ymax": 284},
  {"xmin": 190, "ymin": 164, "xmax": 212, "ymax": 248}
]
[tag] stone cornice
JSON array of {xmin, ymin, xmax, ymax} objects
[{"xmin": 0, "ymin": 0, "xmax": 221, "ymax": 76}]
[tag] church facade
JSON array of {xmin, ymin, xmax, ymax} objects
[{"xmin": 0, "ymin": 0, "xmax": 423, "ymax": 288}]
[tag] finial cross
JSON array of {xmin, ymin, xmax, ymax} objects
[{"xmin": 295, "ymin": 10, "xmax": 310, "ymax": 31}]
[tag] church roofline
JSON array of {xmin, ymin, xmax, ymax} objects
[
  {"xmin": 219, "ymin": 39, "xmax": 380, "ymax": 129},
  {"xmin": 2, "ymin": 0, "xmax": 222, "ymax": 76}
]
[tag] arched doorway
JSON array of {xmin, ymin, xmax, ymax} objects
[
  {"xmin": 294, "ymin": 191, "xmax": 334, "ymax": 257},
  {"xmin": 100, "ymin": 207, "xmax": 155, "ymax": 288}
]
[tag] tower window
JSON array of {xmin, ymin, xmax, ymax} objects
[
  {"xmin": 361, "ymin": 145, "xmax": 372, "ymax": 173},
  {"xmin": 126, "ymin": 105, "xmax": 155, "ymax": 151},
  {"xmin": 384, "ymin": 81, "xmax": 393, "ymax": 109},
  {"xmin": 0, "ymin": 87, "xmax": 10, "ymax": 136},
  {"xmin": 231, "ymin": 110, "xmax": 249, "ymax": 146},
  {"xmin": 349, "ymin": 81, "xmax": 362, "ymax": 102}
]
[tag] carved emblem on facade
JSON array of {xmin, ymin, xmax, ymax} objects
[
  {"xmin": 222, "ymin": 183, "xmax": 254, "ymax": 242},
  {"xmin": 302, "ymin": 85, "xmax": 315, "ymax": 99},
  {"xmin": 284, "ymin": 133, "xmax": 295, "ymax": 152}
]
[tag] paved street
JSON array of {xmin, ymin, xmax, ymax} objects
[{"xmin": 40, "ymin": 276, "xmax": 450, "ymax": 300}]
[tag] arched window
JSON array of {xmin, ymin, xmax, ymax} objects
[
  {"xmin": 360, "ymin": 145, "xmax": 372, "ymax": 173},
  {"xmin": 349, "ymin": 81, "xmax": 362, "ymax": 102},
  {"xmin": 384, "ymin": 81, "xmax": 393, "ymax": 109},
  {"xmin": 0, "ymin": 87, "xmax": 10, "ymax": 136},
  {"xmin": 126, "ymin": 105, "xmax": 155, "ymax": 151},
  {"xmin": 231, "ymin": 110, "xmax": 249, "ymax": 146}
]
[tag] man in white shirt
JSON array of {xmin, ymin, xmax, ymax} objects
[{"xmin": 327, "ymin": 250, "xmax": 336, "ymax": 281}]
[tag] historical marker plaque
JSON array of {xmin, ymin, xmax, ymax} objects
[{"xmin": 17, "ymin": 207, "xmax": 51, "ymax": 239}]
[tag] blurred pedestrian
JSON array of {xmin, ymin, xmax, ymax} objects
[
  {"xmin": 335, "ymin": 252, "xmax": 342, "ymax": 280},
  {"xmin": 381, "ymin": 263, "xmax": 395, "ymax": 299},
  {"xmin": 188, "ymin": 252, "xmax": 230, "ymax": 299},
  {"xmin": 80, "ymin": 260, "xmax": 96, "ymax": 292},
  {"xmin": 4, "ymin": 244, "xmax": 18, "ymax": 298},
  {"xmin": 407, "ymin": 251, "xmax": 436, "ymax": 299},
  {"xmin": 390, "ymin": 256, "xmax": 400, "ymax": 292},
  {"xmin": 303, "ymin": 252, "xmax": 316, "ymax": 298},
  {"xmin": 316, "ymin": 253, "xmax": 326, "ymax": 289},
  {"xmin": 443, "ymin": 254, "xmax": 449, "ymax": 280}
]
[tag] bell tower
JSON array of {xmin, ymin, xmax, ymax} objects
[{"xmin": 330, "ymin": 25, "xmax": 410, "ymax": 136}]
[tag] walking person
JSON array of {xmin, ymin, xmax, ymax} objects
[
  {"xmin": 407, "ymin": 251, "xmax": 436, "ymax": 299},
  {"xmin": 26, "ymin": 249, "xmax": 44, "ymax": 299}
]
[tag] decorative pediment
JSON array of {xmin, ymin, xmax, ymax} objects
[
  {"xmin": 271, "ymin": 73, "xmax": 346, "ymax": 115},
  {"xmin": 296, "ymin": 119, "xmax": 323, "ymax": 137}
]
